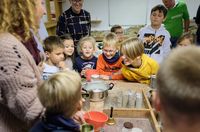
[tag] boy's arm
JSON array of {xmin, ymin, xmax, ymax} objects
[
  {"xmin": 137, "ymin": 28, "xmax": 144, "ymax": 40},
  {"xmin": 163, "ymin": 32, "xmax": 171, "ymax": 58},
  {"xmin": 96, "ymin": 55, "xmax": 112, "ymax": 75},
  {"xmin": 110, "ymin": 73, "xmax": 124, "ymax": 80}
]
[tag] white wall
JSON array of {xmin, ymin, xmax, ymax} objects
[{"xmin": 62, "ymin": 0, "xmax": 199, "ymax": 31}]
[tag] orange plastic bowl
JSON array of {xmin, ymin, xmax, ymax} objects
[{"xmin": 84, "ymin": 111, "xmax": 108, "ymax": 131}]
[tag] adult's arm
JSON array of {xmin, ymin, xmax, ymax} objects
[
  {"xmin": 195, "ymin": 5, "xmax": 200, "ymax": 25},
  {"xmin": 56, "ymin": 15, "xmax": 67, "ymax": 36},
  {"xmin": 184, "ymin": 19, "xmax": 190, "ymax": 32}
]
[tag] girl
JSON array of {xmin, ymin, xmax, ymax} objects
[
  {"xmin": 60, "ymin": 34, "xmax": 75, "ymax": 70},
  {"xmin": 177, "ymin": 32, "xmax": 196, "ymax": 47}
]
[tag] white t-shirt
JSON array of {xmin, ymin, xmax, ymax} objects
[{"xmin": 42, "ymin": 63, "xmax": 60, "ymax": 80}]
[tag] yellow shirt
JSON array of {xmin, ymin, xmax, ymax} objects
[{"xmin": 121, "ymin": 54, "xmax": 159, "ymax": 84}]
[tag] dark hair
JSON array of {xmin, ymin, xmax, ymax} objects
[
  {"xmin": 151, "ymin": 4, "xmax": 167, "ymax": 17},
  {"xmin": 59, "ymin": 34, "xmax": 73, "ymax": 42},
  {"xmin": 110, "ymin": 25, "xmax": 122, "ymax": 33},
  {"xmin": 43, "ymin": 36, "xmax": 64, "ymax": 52}
]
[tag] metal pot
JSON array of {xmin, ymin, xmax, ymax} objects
[{"xmin": 82, "ymin": 81, "xmax": 114, "ymax": 102}]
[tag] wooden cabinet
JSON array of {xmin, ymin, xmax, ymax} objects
[{"xmin": 44, "ymin": 0, "xmax": 63, "ymax": 35}]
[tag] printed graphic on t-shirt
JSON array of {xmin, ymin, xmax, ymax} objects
[
  {"xmin": 82, "ymin": 62, "xmax": 95, "ymax": 70},
  {"xmin": 143, "ymin": 33, "xmax": 165, "ymax": 55}
]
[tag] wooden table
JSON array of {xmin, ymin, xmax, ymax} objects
[
  {"xmin": 83, "ymin": 81, "xmax": 160, "ymax": 132},
  {"xmin": 87, "ymin": 80, "xmax": 151, "ymax": 111}
]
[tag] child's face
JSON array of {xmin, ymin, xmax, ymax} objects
[
  {"xmin": 46, "ymin": 47, "xmax": 65, "ymax": 66},
  {"xmin": 178, "ymin": 39, "xmax": 192, "ymax": 47},
  {"xmin": 103, "ymin": 45, "xmax": 117, "ymax": 59},
  {"xmin": 122, "ymin": 54, "xmax": 141, "ymax": 67},
  {"xmin": 81, "ymin": 41, "xmax": 95, "ymax": 59},
  {"xmin": 63, "ymin": 39, "xmax": 74, "ymax": 56},
  {"xmin": 150, "ymin": 10, "xmax": 165, "ymax": 27}
]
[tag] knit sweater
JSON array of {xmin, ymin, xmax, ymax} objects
[{"xmin": 0, "ymin": 33, "xmax": 44, "ymax": 132}]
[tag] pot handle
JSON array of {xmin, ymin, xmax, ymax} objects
[
  {"xmin": 108, "ymin": 83, "xmax": 114, "ymax": 90},
  {"xmin": 82, "ymin": 87, "xmax": 88, "ymax": 93}
]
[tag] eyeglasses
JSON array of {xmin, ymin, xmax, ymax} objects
[
  {"xmin": 71, "ymin": 0, "xmax": 83, "ymax": 3},
  {"xmin": 103, "ymin": 49, "xmax": 116, "ymax": 54},
  {"xmin": 115, "ymin": 31, "xmax": 123, "ymax": 35}
]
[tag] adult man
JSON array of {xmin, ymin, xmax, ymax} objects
[
  {"xmin": 56, "ymin": 0, "xmax": 91, "ymax": 55},
  {"xmin": 162, "ymin": 0, "xmax": 190, "ymax": 48},
  {"xmin": 195, "ymin": 5, "xmax": 200, "ymax": 45},
  {"xmin": 154, "ymin": 46, "xmax": 200, "ymax": 132}
]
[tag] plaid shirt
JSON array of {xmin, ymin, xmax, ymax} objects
[{"xmin": 56, "ymin": 7, "xmax": 91, "ymax": 45}]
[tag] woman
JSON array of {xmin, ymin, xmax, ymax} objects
[{"xmin": 0, "ymin": 0, "xmax": 45, "ymax": 131}]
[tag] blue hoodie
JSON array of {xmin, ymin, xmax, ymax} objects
[{"xmin": 30, "ymin": 114, "xmax": 80, "ymax": 132}]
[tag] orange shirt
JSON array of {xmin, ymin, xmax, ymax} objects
[{"xmin": 96, "ymin": 54, "xmax": 124, "ymax": 80}]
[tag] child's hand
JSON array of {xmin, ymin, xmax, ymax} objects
[
  {"xmin": 80, "ymin": 69, "xmax": 86, "ymax": 77},
  {"xmin": 113, "ymin": 70, "xmax": 122, "ymax": 75},
  {"xmin": 99, "ymin": 75, "xmax": 110, "ymax": 80},
  {"xmin": 73, "ymin": 110, "xmax": 85, "ymax": 125},
  {"xmin": 58, "ymin": 61, "xmax": 67, "ymax": 70}
]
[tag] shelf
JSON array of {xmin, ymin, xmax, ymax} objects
[
  {"xmin": 91, "ymin": 20, "xmax": 102, "ymax": 24},
  {"xmin": 45, "ymin": 21, "xmax": 57, "ymax": 28}
]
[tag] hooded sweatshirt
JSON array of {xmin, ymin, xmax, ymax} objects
[{"xmin": 138, "ymin": 25, "xmax": 171, "ymax": 64}]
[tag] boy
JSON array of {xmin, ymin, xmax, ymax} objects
[
  {"xmin": 42, "ymin": 36, "xmax": 66, "ymax": 80},
  {"xmin": 153, "ymin": 46, "xmax": 200, "ymax": 132},
  {"xmin": 96, "ymin": 32, "xmax": 124, "ymax": 80},
  {"xmin": 138, "ymin": 4, "xmax": 171, "ymax": 64},
  {"xmin": 74, "ymin": 36, "xmax": 97, "ymax": 77},
  {"xmin": 121, "ymin": 37, "xmax": 159, "ymax": 84},
  {"xmin": 30, "ymin": 71, "xmax": 83, "ymax": 131},
  {"xmin": 111, "ymin": 25, "xmax": 124, "ymax": 43}
]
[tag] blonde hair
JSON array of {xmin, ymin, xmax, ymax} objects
[
  {"xmin": 38, "ymin": 71, "xmax": 82, "ymax": 117},
  {"xmin": 78, "ymin": 36, "xmax": 96, "ymax": 54},
  {"xmin": 121, "ymin": 37, "xmax": 144, "ymax": 60},
  {"xmin": 177, "ymin": 32, "xmax": 196, "ymax": 46},
  {"xmin": 103, "ymin": 32, "xmax": 119, "ymax": 48},
  {"xmin": 157, "ymin": 46, "xmax": 200, "ymax": 123},
  {"xmin": 0, "ymin": 0, "xmax": 37, "ymax": 41}
]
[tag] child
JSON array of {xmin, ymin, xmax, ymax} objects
[
  {"xmin": 30, "ymin": 71, "xmax": 83, "ymax": 132},
  {"xmin": 42, "ymin": 36, "xmax": 66, "ymax": 80},
  {"xmin": 121, "ymin": 37, "xmax": 159, "ymax": 84},
  {"xmin": 74, "ymin": 36, "xmax": 97, "ymax": 77},
  {"xmin": 177, "ymin": 32, "xmax": 195, "ymax": 47},
  {"xmin": 111, "ymin": 25, "xmax": 124, "ymax": 43},
  {"xmin": 60, "ymin": 34, "xmax": 75, "ymax": 70},
  {"xmin": 154, "ymin": 46, "xmax": 200, "ymax": 132},
  {"xmin": 138, "ymin": 4, "xmax": 171, "ymax": 64},
  {"xmin": 96, "ymin": 32, "xmax": 124, "ymax": 80}
]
